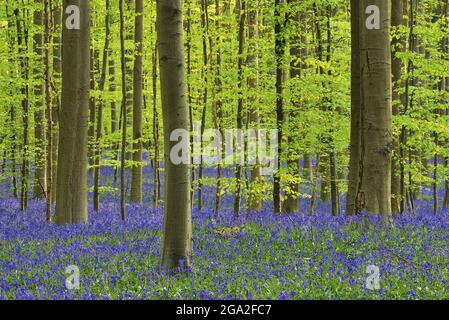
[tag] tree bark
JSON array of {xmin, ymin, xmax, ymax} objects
[
  {"xmin": 248, "ymin": 1, "xmax": 262, "ymax": 212},
  {"xmin": 15, "ymin": 8, "xmax": 30, "ymax": 212},
  {"xmin": 51, "ymin": 3, "xmax": 62, "ymax": 204},
  {"xmin": 357, "ymin": 0, "xmax": 393, "ymax": 222},
  {"xmin": 273, "ymin": 0, "xmax": 285, "ymax": 214},
  {"xmin": 55, "ymin": 0, "xmax": 90, "ymax": 224},
  {"xmin": 157, "ymin": 0, "xmax": 193, "ymax": 270},
  {"xmin": 33, "ymin": 0, "xmax": 46, "ymax": 200},
  {"xmin": 44, "ymin": 0, "xmax": 52, "ymax": 222},
  {"xmin": 347, "ymin": 0, "xmax": 361, "ymax": 215},
  {"xmin": 391, "ymin": 0, "xmax": 405, "ymax": 214},
  {"xmin": 282, "ymin": 0, "xmax": 301, "ymax": 214},
  {"xmin": 152, "ymin": 37, "xmax": 160, "ymax": 208},
  {"xmin": 130, "ymin": 0, "xmax": 144, "ymax": 203},
  {"xmin": 119, "ymin": 0, "xmax": 127, "ymax": 220},
  {"xmin": 93, "ymin": 0, "xmax": 111, "ymax": 211},
  {"xmin": 234, "ymin": 0, "xmax": 246, "ymax": 217}
]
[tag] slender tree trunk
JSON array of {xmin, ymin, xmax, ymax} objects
[
  {"xmin": 282, "ymin": 0, "xmax": 301, "ymax": 214},
  {"xmin": 234, "ymin": 0, "xmax": 246, "ymax": 217},
  {"xmin": 110, "ymin": 57, "xmax": 117, "ymax": 134},
  {"xmin": 186, "ymin": 0, "xmax": 195, "ymax": 210},
  {"xmin": 212, "ymin": 0, "xmax": 224, "ymax": 215},
  {"xmin": 273, "ymin": 0, "xmax": 286, "ymax": 214},
  {"xmin": 109, "ymin": 56, "xmax": 119, "ymax": 184},
  {"xmin": 5, "ymin": 4, "xmax": 18, "ymax": 199},
  {"xmin": 152, "ymin": 38, "xmax": 160, "ymax": 208},
  {"xmin": 314, "ymin": 4, "xmax": 331, "ymax": 207},
  {"xmin": 124, "ymin": 1, "xmax": 134, "ymax": 162},
  {"xmin": 347, "ymin": 0, "xmax": 361, "ymax": 215},
  {"xmin": 325, "ymin": 6, "xmax": 340, "ymax": 216},
  {"xmin": 15, "ymin": 8, "xmax": 30, "ymax": 212},
  {"xmin": 300, "ymin": 10, "xmax": 311, "ymax": 183},
  {"xmin": 391, "ymin": 0, "xmax": 405, "ymax": 214},
  {"xmin": 55, "ymin": 0, "xmax": 90, "ymax": 224},
  {"xmin": 198, "ymin": 0, "xmax": 210, "ymax": 212},
  {"xmin": 33, "ymin": 0, "xmax": 46, "ymax": 200},
  {"xmin": 44, "ymin": 0, "xmax": 52, "ymax": 222},
  {"xmin": 401, "ymin": 0, "xmax": 417, "ymax": 214},
  {"xmin": 319, "ymin": 155, "xmax": 330, "ymax": 202},
  {"xmin": 443, "ymin": 1, "xmax": 449, "ymax": 209},
  {"xmin": 88, "ymin": 48, "xmax": 97, "ymax": 175},
  {"xmin": 157, "ymin": 0, "xmax": 193, "ymax": 270},
  {"xmin": 93, "ymin": 0, "xmax": 111, "ymax": 211},
  {"xmin": 51, "ymin": 3, "xmax": 61, "ymax": 204},
  {"xmin": 130, "ymin": 0, "xmax": 144, "ymax": 203},
  {"xmin": 309, "ymin": 154, "xmax": 320, "ymax": 215},
  {"xmin": 247, "ymin": 1, "xmax": 262, "ymax": 212},
  {"xmin": 119, "ymin": 0, "xmax": 127, "ymax": 220}
]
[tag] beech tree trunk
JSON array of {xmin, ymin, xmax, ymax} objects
[
  {"xmin": 158, "ymin": 0, "xmax": 193, "ymax": 270},
  {"xmin": 347, "ymin": 0, "xmax": 361, "ymax": 215},
  {"xmin": 51, "ymin": 3, "xmax": 61, "ymax": 204},
  {"xmin": 357, "ymin": 0, "xmax": 393, "ymax": 221},
  {"xmin": 55, "ymin": 0, "xmax": 90, "ymax": 224},
  {"xmin": 44, "ymin": 0, "xmax": 52, "ymax": 222},
  {"xmin": 33, "ymin": 0, "xmax": 46, "ymax": 200},
  {"xmin": 119, "ymin": 0, "xmax": 127, "ymax": 220},
  {"xmin": 130, "ymin": 0, "xmax": 143, "ymax": 203},
  {"xmin": 273, "ymin": 0, "xmax": 285, "ymax": 214},
  {"xmin": 234, "ymin": 0, "xmax": 246, "ymax": 217},
  {"xmin": 391, "ymin": 0, "xmax": 405, "ymax": 214},
  {"xmin": 248, "ymin": 1, "xmax": 262, "ymax": 212},
  {"xmin": 282, "ymin": 0, "xmax": 301, "ymax": 214},
  {"xmin": 93, "ymin": 0, "xmax": 111, "ymax": 211}
]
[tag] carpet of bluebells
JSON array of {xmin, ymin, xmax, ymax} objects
[{"xmin": 1, "ymin": 165, "xmax": 449, "ymax": 299}]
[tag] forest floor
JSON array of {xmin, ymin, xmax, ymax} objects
[{"xmin": 1, "ymin": 193, "xmax": 449, "ymax": 299}]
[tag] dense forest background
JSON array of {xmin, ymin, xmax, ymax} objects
[
  {"xmin": 2, "ymin": 0, "xmax": 449, "ymax": 216},
  {"xmin": 0, "ymin": 0, "xmax": 449, "ymax": 300}
]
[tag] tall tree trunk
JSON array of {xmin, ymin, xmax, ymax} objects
[
  {"xmin": 55, "ymin": 0, "xmax": 90, "ymax": 224},
  {"xmin": 391, "ymin": 0, "xmax": 405, "ymax": 214},
  {"xmin": 119, "ymin": 0, "xmax": 127, "ymax": 220},
  {"xmin": 198, "ymin": 0, "xmax": 210, "ymax": 212},
  {"xmin": 93, "ymin": 0, "xmax": 111, "ymax": 211},
  {"xmin": 443, "ymin": 1, "xmax": 449, "ymax": 209},
  {"xmin": 213, "ymin": 0, "xmax": 224, "ymax": 215},
  {"xmin": 347, "ymin": 0, "xmax": 361, "ymax": 215},
  {"xmin": 109, "ymin": 57, "xmax": 118, "ymax": 134},
  {"xmin": 325, "ymin": 6, "xmax": 340, "ymax": 216},
  {"xmin": 44, "ymin": 0, "xmax": 52, "ymax": 222},
  {"xmin": 157, "ymin": 0, "xmax": 193, "ymax": 270},
  {"xmin": 6, "ymin": 3, "xmax": 18, "ymax": 199},
  {"xmin": 15, "ymin": 8, "xmax": 30, "ymax": 212},
  {"xmin": 357, "ymin": 0, "xmax": 393, "ymax": 222},
  {"xmin": 234, "ymin": 0, "xmax": 246, "ymax": 217},
  {"xmin": 309, "ymin": 154, "xmax": 320, "ymax": 215},
  {"xmin": 124, "ymin": 1, "xmax": 134, "ymax": 162},
  {"xmin": 152, "ymin": 38, "xmax": 160, "ymax": 208},
  {"xmin": 186, "ymin": 0, "xmax": 195, "ymax": 210},
  {"xmin": 51, "ymin": 3, "xmax": 61, "ymax": 204},
  {"xmin": 88, "ymin": 48, "xmax": 98, "ymax": 175},
  {"xmin": 33, "ymin": 0, "xmax": 46, "ymax": 200},
  {"xmin": 109, "ymin": 56, "xmax": 119, "ymax": 184},
  {"xmin": 247, "ymin": 1, "xmax": 262, "ymax": 212},
  {"xmin": 130, "ymin": 0, "xmax": 144, "ymax": 203},
  {"xmin": 273, "ymin": 0, "xmax": 286, "ymax": 214},
  {"xmin": 401, "ymin": 0, "xmax": 417, "ymax": 214},
  {"xmin": 282, "ymin": 0, "xmax": 301, "ymax": 214}
]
